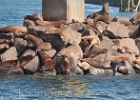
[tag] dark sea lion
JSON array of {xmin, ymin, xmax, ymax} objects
[
  {"xmin": 37, "ymin": 50, "xmax": 55, "ymax": 71},
  {"xmin": 81, "ymin": 36, "xmax": 100, "ymax": 52},
  {"xmin": 81, "ymin": 58, "xmax": 111, "ymax": 69},
  {"xmin": 43, "ymin": 27, "xmax": 64, "ymax": 39},
  {"xmin": 87, "ymin": 3, "xmax": 110, "ymax": 19},
  {"xmin": 24, "ymin": 13, "xmax": 43, "ymax": 22},
  {"xmin": 25, "ymin": 34, "xmax": 52, "ymax": 51},
  {"xmin": 0, "ymin": 25, "xmax": 28, "ymax": 37},
  {"xmin": 35, "ymin": 20, "xmax": 68, "ymax": 27}
]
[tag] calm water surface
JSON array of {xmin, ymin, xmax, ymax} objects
[{"xmin": 0, "ymin": 0, "xmax": 140, "ymax": 100}]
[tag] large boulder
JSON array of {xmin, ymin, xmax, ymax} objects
[
  {"xmin": 103, "ymin": 22, "xmax": 130, "ymax": 38},
  {"xmin": 127, "ymin": 25, "xmax": 139, "ymax": 38},
  {"xmin": 1, "ymin": 46, "xmax": 18, "ymax": 61}
]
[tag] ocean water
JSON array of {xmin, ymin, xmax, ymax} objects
[{"xmin": 0, "ymin": 0, "xmax": 140, "ymax": 100}]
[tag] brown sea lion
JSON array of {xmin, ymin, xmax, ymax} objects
[
  {"xmin": 112, "ymin": 17, "xmax": 132, "ymax": 26},
  {"xmin": 0, "ymin": 43, "xmax": 10, "ymax": 51},
  {"xmin": 131, "ymin": 12, "xmax": 140, "ymax": 24},
  {"xmin": 0, "ymin": 60, "xmax": 18, "ymax": 67},
  {"xmin": 24, "ymin": 13, "xmax": 43, "ymax": 22},
  {"xmin": 35, "ymin": 20, "xmax": 68, "ymax": 27},
  {"xmin": 43, "ymin": 27, "xmax": 64, "ymax": 39},
  {"xmin": 92, "ymin": 15, "xmax": 111, "ymax": 24},
  {"xmin": 81, "ymin": 36, "xmax": 100, "ymax": 52},
  {"xmin": 117, "ymin": 46, "xmax": 132, "ymax": 54},
  {"xmin": 0, "ymin": 25, "xmax": 28, "ymax": 37},
  {"xmin": 83, "ymin": 48, "xmax": 108, "ymax": 58},
  {"xmin": 25, "ymin": 34, "xmax": 52, "ymax": 51},
  {"xmin": 37, "ymin": 50, "xmax": 55, "ymax": 71},
  {"xmin": 111, "ymin": 56, "xmax": 131, "ymax": 64},
  {"xmin": 0, "ymin": 39, "xmax": 10, "ymax": 44},
  {"xmin": 17, "ymin": 54, "xmax": 36, "ymax": 68},
  {"xmin": 81, "ymin": 58, "xmax": 111, "ymax": 69},
  {"xmin": 132, "ymin": 58, "xmax": 140, "ymax": 66},
  {"xmin": 87, "ymin": 3, "xmax": 110, "ymax": 19}
]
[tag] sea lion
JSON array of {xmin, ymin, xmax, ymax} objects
[
  {"xmin": 132, "ymin": 58, "xmax": 140, "ymax": 66},
  {"xmin": 43, "ymin": 27, "xmax": 64, "ymax": 39},
  {"xmin": 0, "ymin": 43, "xmax": 10, "ymax": 52},
  {"xmin": 130, "ymin": 12, "xmax": 140, "ymax": 25},
  {"xmin": 0, "ymin": 60, "xmax": 18, "ymax": 67},
  {"xmin": 0, "ymin": 39, "xmax": 10, "ymax": 44},
  {"xmin": 117, "ymin": 46, "xmax": 132, "ymax": 54},
  {"xmin": 81, "ymin": 58, "xmax": 111, "ymax": 69},
  {"xmin": 24, "ymin": 13, "xmax": 43, "ymax": 22},
  {"xmin": 83, "ymin": 48, "xmax": 108, "ymax": 58},
  {"xmin": 92, "ymin": 15, "xmax": 111, "ymax": 24},
  {"xmin": 25, "ymin": 34, "xmax": 52, "ymax": 51},
  {"xmin": 35, "ymin": 20, "xmax": 68, "ymax": 27},
  {"xmin": 87, "ymin": 3, "xmax": 110, "ymax": 19},
  {"xmin": 112, "ymin": 17, "xmax": 132, "ymax": 26},
  {"xmin": 81, "ymin": 36, "xmax": 100, "ymax": 52},
  {"xmin": 0, "ymin": 25, "xmax": 28, "ymax": 37},
  {"xmin": 37, "ymin": 50, "xmax": 55, "ymax": 71},
  {"xmin": 111, "ymin": 56, "xmax": 131, "ymax": 64},
  {"xmin": 17, "ymin": 54, "xmax": 36, "ymax": 69}
]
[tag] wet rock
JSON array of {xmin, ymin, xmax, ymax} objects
[
  {"xmin": 1, "ymin": 46, "xmax": 18, "ymax": 61},
  {"xmin": 103, "ymin": 22, "xmax": 130, "ymax": 38},
  {"xmin": 23, "ymin": 56, "xmax": 40, "ymax": 74}
]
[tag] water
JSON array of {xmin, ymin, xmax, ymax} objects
[{"xmin": 0, "ymin": 0, "xmax": 140, "ymax": 99}]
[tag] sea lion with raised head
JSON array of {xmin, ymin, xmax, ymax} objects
[
  {"xmin": 24, "ymin": 13, "xmax": 43, "ymax": 22},
  {"xmin": 35, "ymin": 20, "xmax": 68, "ymax": 27},
  {"xmin": 37, "ymin": 50, "xmax": 55, "ymax": 71},
  {"xmin": 87, "ymin": 3, "xmax": 110, "ymax": 19},
  {"xmin": 81, "ymin": 36, "xmax": 100, "ymax": 52}
]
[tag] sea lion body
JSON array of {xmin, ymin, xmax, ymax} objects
[
  {"xmin": 131, "ymin": 12, "xmax": 140, "ymax": 24},
  {"xmin": 24, "ymin": 13, "xmax": 43, "ymax": 22},
  {"xmin": 43, "ymin": 27, "xmax": 64, "ymax": 39},
  {"xmin": 112, "ymin": 17, "xmax": 132, "ymax": 26},
  {"xmin": 0, "ymin": 39, "xmax": 10, "ymax": 44},
  {"xmin": 81, "ymin": 36, "xmax": 100, "ymax": 52},
  {"xmin": 35, "ymin": 20, "xmax": 68, "ymax": 27},
  {"xmin": 92, "ymin": 15, "xmax": 111, "ymax": 24},
  {"xmin": 37, "ymin": 50, "xmax": 55, "ymax": 71},
  {"xmin": 117, "ymin": 46, "xmax": 132, "ymax": 54},
  {"xmin": 111, "ymin": 56, "xmax": 131, "ymax": 64},
  {"xmin": 132, "ymin": 59, "xmax": 140, "ymax": 66},
  {"xmin": 87, "ymin": 3, "xmax": 110, "ymax": 19}
]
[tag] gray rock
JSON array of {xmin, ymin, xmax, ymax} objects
[
  {"xmin": 23, "ymin": 19, "xmax": 35, "ymax": 27},
  {"xmin": 96, "ymin": 21, "xmax": 108, "ymax": 33},
  {"xmin": 44, "ymin": 49, "xmax": 56, "ymax": 58},
  {"xmin": 127, "ymin": 25, "xmax": 139, "ymax": 38},
  {"xmin": 1, "ymin": 46, "xmax": 18, "ymax": 61},
  {"xmin": 23, "ymin": 56, "xmax": 40, "ymax": 74},
  {"xmin": 104, "ymin": 22, "xmax": 130, "ymax": 38}
]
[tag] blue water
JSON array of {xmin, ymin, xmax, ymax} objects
[{"xmin": 0, "ymin": 0, "xmax": 140, "ymax": 100}]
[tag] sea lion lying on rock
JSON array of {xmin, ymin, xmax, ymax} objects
[
  {"xmin": 0, "ymin": 25, "xmax": 28, "ymax": 37},
  {"xmin": 35, "ymin": 20, "xmax": 68, "ymax": 27},
  {"xmin": 87, "ymin": 3, "xmax": 110, "ymax": 19},
  {"xmin": 81, "ymin": 36, "xmax": 100, "ymax": 52},
  {"xmin": 117, "ymin": 46, "xmax": 132, "ymax": 54},
  {"xmin": 25, "ymin": 34, "xmax": 52, "ymax": 51},
  {"xmin": 0, "ymin": 39, "xmax": 10, "ymax": 44}
]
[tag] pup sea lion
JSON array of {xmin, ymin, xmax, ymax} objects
[
  {"xmin": 81, "ymin": 36, "xmax": 100, "ymax": 52},
  {"xmin": 24, "ymin": 13, "xmax": 43, "ymax": 22},
  {"xmin": 117, "ymin": 46, "xmax": 132, "ymax": 54},
  {"xmin": 43, "ymin": 27, "xmax": 64, "ymax": 39},
  {"xmin": 81, "ymin": 58, "xmax": 111, "ymax": 69},
  {"xmin": 35, "ymin": 20, "xmax": 68, "ymax": 27},
  {"xmin": 0, "ymin": 25, "xmax": 28, "ymax": 37},
  {"xmin": 0, "ymin": 39, "xmax": 10, "ymax": 44},
  {"xmin": 87, "ymin": 3, "xmax": 110, "ymax": 19},
  {"xmin": 37, "ymin": 50, "xmax": 55, "ymax": 71},
  {"xmin": 25, "ymin": 34, "xmax": 52, "ymax": 51}
]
